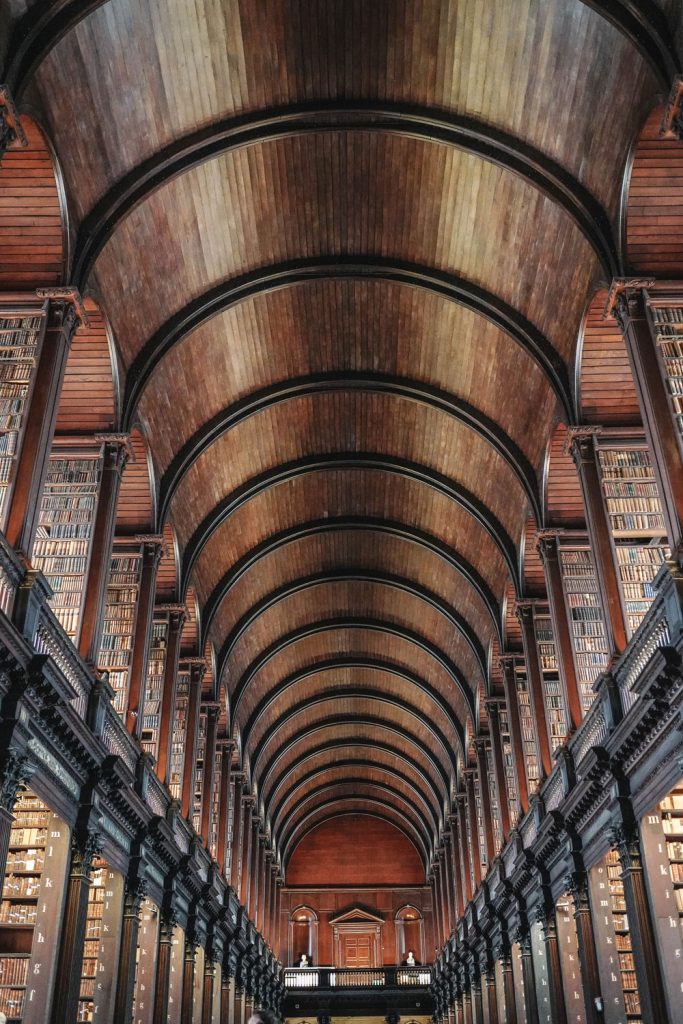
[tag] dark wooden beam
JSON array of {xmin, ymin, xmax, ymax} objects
[
  {"xmin": 580, "ymin": 0, "xmax": 678, "ymax": 89},
  {"xmin": 181, "ymin": 454, "xmax": 521, "ymax": 600},
  {"xmin": 201, "ymin": 516, "xmax": 502, "ymax": 649},
  {"xmin": 217, "ymin": 570, "xmax": 487, "ymax": 683},
  {"xmin": 123, "ymin": 258, "xmax": 573, "ymax": 424}
]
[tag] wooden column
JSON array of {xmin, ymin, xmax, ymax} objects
[
  {"xmin": 464, "ymin": 770, "xmax": 482, "ymax": 889},
  {"xmin": 156, "ymin": 608, "xmax": 187, "ymax": 784},
  {"xmin": 444, "ymin": 827, "xmax": 461, "ymax": 924},
  {"xmin": 568, "ymin": 428, "xmax": 629, "ymax": 654},
  {"xmin": 217, "ymin": 741, "xmax": 233, "ymax": 875},
  {"xmin": 6, "ymin": 290, "xmax": 83, "ymax": 555},
  {"xmin": 536, "ymin": 531, "xmax": 583, "ymax": 730},
  {"xmin": 565, "ymin": 870, "xmax": 602, "ymax": 1024},
  {"xmin": 248, "ymin": 817, "xmax": 260, "ymax": 921},
  {"xmin": 610, "ymin": 820, "xmax": 672, "ymax": 1024},
  {"xmin": 485, "ymin": 966, "xmax": 498, "ymax": 1024},
  {"xmin": 181, "ymin": 661, "xmax": 205, "ymax": 819},
  {"xmin": 612, "ymin": 283, "xmax": 683, "ymax": 555},
  {"xmin": 152, "ymin": 912, "xmax": 176, "ymax": 1024},
  {"xmin": 454, "ymin": 796, "xmax": 473, "ymax": 904},
  {"xmin": 517, "ymin": 930, "xmax": 540, "ymax": 1024},
  {"xmin": 229, "ymin": 773, "xmax": 245, "ymax": 893},
  {"xmin": 200, "ymin": 704, "xmax": 220, "ymax": 845},
  {"xmin": 433, "ymin": 862, "xmax": 445, "ymax": 945},
  {"xmin": 538, "ymin": 904, "xmax": 568, "ymax": 1024},
  {"xmin": 486, "ymin": 701, "xmax": 511, "ymax": 840},
  {"xmin": 240, "ymin": 797, "xmax": 255, "ymax": 907},
  {"xmin": 220, "ymin": 970, "xmax": 233, "ymax": 1024},
  {"xmin": 499, "ymin": 655, "xmax": 529, "ymax": 814},
  {"xmin": 78, "ymin": 435, "xmax": 131, "ymax": 661},
  {"xmin": 262, "ymin": 852, "xmax": 272, "ymax": 943},
  {"xmin": 440, "ymin": 845, "xmax": 454, "ymax": 936},
  {"xmin": 202, "ymin": 956, "xmax": 216, "ymax": 1024},
  {"xmin": 473, "ymin": 738, "xmax": 495, "ymax": 865},
  {"xmin": 516, "ymin": 602, "xmax": 553, "ymax": 778},
  {"xmin": 256, "ymin": 834, "xmax": 267, "ymax": 933},
  {"xmin": 470, "ymin": 970, "xmax": 483, "ymax": 1024},
  {"xmin": 49, "ymin": 828, "xmax": 103, "ymax": 1024},
  {"xmin": 181, "ymin": 935, "xmax": 197, "ymax": 1024},
  {"xmin": 275, "ymin": 875, "xmax": 283, "ymax": 959},
  {"xmin": 113, "ymin": 873, "xmax": 146, "ymax": 1023},
  {"xmin": 498, "ymin": 946, "xmax": 517, "ymax": 1024},
  {"xmin": 126, "ymin": 536, "xmax": 164, "ymax": 736}
]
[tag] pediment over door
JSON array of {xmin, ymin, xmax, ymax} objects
[{"xmin": 329, "ymin": 907, "xmax": 384, "ymax": 925}]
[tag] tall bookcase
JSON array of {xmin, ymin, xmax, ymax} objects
[
  {"xmin": 97, "ymin": 540, "xmax": 143, "ymax": 717},
  {"xmin": 192, "ymin": 711, "xmax": 207, "ymax": 835},
  {"xmin": 0, "ymin": 792, "xmax": 48, "ymax": 1023},
  {"xmin": 659, "ymin": 785, "xmax": 683, "ymax": 937},
  {"xmin": 533, "ymin": 609, "xmax": 568, "ymax": 751},
  {"xmin": 78, "ymin": 857, "xmax": 107, "ymax": 1022},
  {"xmin": 558, "ymin": 539, "xmax": 610, "ymax": 712},
  {"xmin": 605, "ymin": 849, "xmax": 642, "ymax": 1023},
  {"xmin": 596, "ymin": 440, "xmax": 669, "ymax": 638},
  {"xmin": 485, "ymin": 745, "xmax": 503, "ymax": 854},
  {"xmin": 169, "ymin": 664, "xmax": 191, "ymax": 801},
  {"xmin": 32, "ymin": 442, "xmax": 103, "ymax": 640},
  {"xmin": 497, "ymin": 704, "xmax": 519, "ymax": 828},
  {"xmin": 140, "ymin": 611, "xmax": 170, "ymax": 760},
  {"xmin": 514, "ymin": 661, "xmax": 540, "ymax": 796},
  {"xmin": 646, "ymin": 299, "xmax": 683, "ymax": 446},
  {"xmin": 0, "ymin": 301, "xmax": 46, "ymax": 530}
]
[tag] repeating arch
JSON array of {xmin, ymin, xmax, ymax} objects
[{"xmin": 283, "ymin": 804, "xmax": 430, "ymax": 868}]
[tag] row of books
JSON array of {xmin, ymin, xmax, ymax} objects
[{"xmin": 0, "ymin": 958, "xmax": 28, "ymax": 985}]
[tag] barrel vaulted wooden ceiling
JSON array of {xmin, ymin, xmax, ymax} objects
[{"xmin": 2, "ymin": 0, "xmax": 682, "ymax": 876}]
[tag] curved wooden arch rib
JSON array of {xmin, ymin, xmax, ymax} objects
[
  {"xmin": 70, "ymin": 102, "xmax": 618, "ymax": 289},
  {"xmin": 276, "ymin": 783, "xmax": 433, "ymax": 859},
  {"xmin": 204, "ymin": 516, "xmax": 502, "ymax": 648},
  {"xmin": 263, "ymin": 741, "xmax": 445, "ymax": 829},
  {"xmin": 580, "ymin": 0, "xmax": 678, "ymax": 89},
  {"xmin": 239, "ymin": 665, "xmax": 471, "ymax": 769},
  {"xmin": 182, "ymin": 454, "xmax": 521, "ymax": 602},
  {"xmin": 269, "ymin": 758, "xmax": 441, "ymax": 835},
  {"xmin": 158, "ymin": 373, "xmax": 541, "ymax": 526},
  {"xmin": 256, "ymin": 715, "xmax": 451, "ymax": 802},
  {"xmin": 228, "ymin": 616, "xmax": 476, "ymax": 728},
  {"xmin": 124, "ymin": 259, "xmax": 573, "ymax": 425},
  {"xmin": 283, "ymin": 802, "xmax": 430, "ymax": 869},
  {"xmin": 216, "ymin": 571, "xmax": 487, "ymax": 684}
]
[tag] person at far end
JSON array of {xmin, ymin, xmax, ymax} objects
[{"xmin": 248, "ymin": 1010, "xmax": 280, "ymax": 1024}]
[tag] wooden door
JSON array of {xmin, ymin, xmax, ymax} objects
[{"xmin": 341, "ymin": 932, "xmax": 374, "ymax": 967}]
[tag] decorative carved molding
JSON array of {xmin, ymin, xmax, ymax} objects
[
  {"xmin": 608, "ymin": 821, "xmax": 642, "ymax": 872},
  {"xmin": 603, "ymin": 277, "xmax": 656, "ymax": 331},
  {"xmin": 36, "ymin": 287, "xmax": 90, "ymax": 332},
  {"xmin": 0, "ymin": 85, "xmax": 27, "ymax": 158},
  {"xmin": 71, "ymin": 828, "xmax": 104, "ymax": 876},
  {"xmin": 660, "ymin": 75, "xmax": 683, "ymax": 138},
  {"xmin": 0, "ymin": 749, "xmax": 35, "ymax": 811}
]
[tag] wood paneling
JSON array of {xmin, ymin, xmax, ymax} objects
[
  {"xmin": 545, "ymin": 423, "xmax": 585, "ymax": 528},
  {"xmin": 55, "ymin": 297, "xmax": 116, "ymax": 434},
  {"xmin": 115, "ymin": 428, "xmax": 155, "ymax": 534},
  {"xmin": 579, "ymin": 289, "xmax": 640, "ymax": 425},
  {"xmin": 627, "ymin": 104, "xmax": 683, "ymax": 275}
]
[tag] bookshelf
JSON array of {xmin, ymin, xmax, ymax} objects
[
  {"xmin": 78, "ymin": 857, "xmax": 107, "ymax": 1023},
  {"xmin": 97, "ymin": 541, "xmax": 142, "ymax": 717},
  {"xmin": 558, "ymin": 543, "xmax": 609, "ymax": 712},
  {"xmin": 192, "ymin": 711, "xmax": 207, "ymax": 835},
  {"xmin": 497, "ymin": 704, "xmax": 519, "ymax": 828},
  {"xmin": 597, "ymin": 443, "xmax": 669, "ymax": 638},
  {"xmin": 659, "ymin": 785, "xmax": 683, "ymax": 937},
  {"xmin": 515, "ymin": 662, "xmax": 540, "ymax": 795},
  {"xmin": 209, "ymin": 744, "xmax": 222, "ymax": 862},
  {"xmin": 605, "ymin": 849, "xmax": 642, "ymax": 1023},
  {"xmin": 647, "ymin": 302, "xmax": 683, "ymax": 445},
  {"xmin": 533, "ymin": 610, "xmax": 568, "ymax": 751},
  {"xmin": 485, "ymin": 745, "xmax": 503, "ymax": 854},
  {"xmin": 140, "ymin": 611, "xmax": 170, "ymax": 761},
  {"xmin": 169, "ymin": 665, "xmax": 190, "ymax": 801},
  {"xmin": 32, "ymin": 444, "xmax": 103, "ymax": 640},
  {"xmin": 0, "ymin": 791, "xmax": 48, "ymax": 1024},
  {"xmin": 0, "ymin": 304, "xmax": 45, "ymax": 530}
]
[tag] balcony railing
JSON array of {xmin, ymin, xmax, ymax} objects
[{"xmin": 283, "ymin": 966, "xmax": 432, "ymax": 989}]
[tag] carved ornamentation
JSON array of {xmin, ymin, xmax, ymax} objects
[
  {"xmin": 660, "ymin": 75, "xmax": 683, "ymax": 139},
  {"xmin": 0, "ymin": 86, "xmax": 27, "ymax": 160},
  {"xmin": 603, "ymin": 277, "xmax": 656, "ymax": 332},
  {"xmin": 0, "ymin": 750, "xmax": 35, "ymax": 811},
  {"xmin": 563, "ymin": 870, "xmax": 590, "ymax": 915},
  {"xmin": 609, "ymin": 822, "xmax": 642, "ymax": 872},
  {"xmin": 564, "ymin": 426, "xmax": 601, "ymax": 467},
  {"xmin": 71, "ymin": 828, "xmax": 104, "ymax": 876}
]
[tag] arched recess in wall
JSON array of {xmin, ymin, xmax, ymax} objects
[
  {"xmin": 290, "ymin": 906, "xmax": 318, "ymax": 967},
  {"xmin": 395, "ymin": 905, "xmax": 425, "ymax": 965}
]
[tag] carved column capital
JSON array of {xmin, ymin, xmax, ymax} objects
[
  {"xmin": 609, "ymin": 821, "xmax": 642, "ymax": 871},
  {"xmin": 0, "ymin": 86, "xmax": 27, "ymax": 159},
  {"xmin": 563, "ymin": 869, "xmax": 590, "ymax": 914},
  {"xmin": 604, "ymin": 278, "xmax": 655, "ymax": 333},
  {"xmin": 71, "ymin": 828, "xmax": 104, "ymax": 875},
  {"xmin": 0, "ymin": 749, "xmax": 35, "ymax": 811},
  {"xmin": 564, "ymin": 425, "xmax": 601, "ymax": 467},
  {"xmin": 36, "ymin": 287, "xmax": 89, "ymax": 337}
]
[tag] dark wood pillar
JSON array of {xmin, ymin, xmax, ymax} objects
[
  {"xmin": 461, "ymin": 982, "xmax": 472, "ymax": 1024},
  {"xmin": 517, "ymin": 929, "xmax": 540, "ymax": 1024},
  {"xmin": 568, "ymin": 428, "xmax": 629, "ymax": 654},
  {"xmin": 433, "ymin": 861, "xmax": 445, "ymax": 945},
  {"xmin": 262, "ymin": 853, "xmax": 272, "ymax": 943},
  {"xmin": 200, "ymin": 705, "xmax": 220, "ymax": 845},
  {"xmin": 153, "ymin": 912, "xmax": 176, "ymax": 1024},
  {"xmin": 217, "ymin": 741, "xmax": 233, "ymax": 875},
  {"xmin": 256, "ymin": 834, "xmax": 267, "ymax": 933},
  {"xmin": 498, "ymin": 945, "xmax": 517, "ymax": 1024},
  {"xmin": 6, "ymin": 290, "xmax": 83, "ymax": 555},
  {"xmin": 485, "ymin": 965, "xmax": 498, "ymax": 1024},
  {"xmin": 229, "ymin": 773, "xmax": 245, "ymax": 893},
  {"xmin": 49, "ymin": 828, "xmax": 103, "ymax": 1024},
  {"xmin": 444, "ymin": 828, "xmax": 460, "ymax": 926},
  {"xmin": 181, "ymin": 935, "xmax": 197, "ymax": 1024},
  {"xmin": 516, "ymin": 602, "xmax": 553, "ymax": 778},
  {"xmin": 113, "ymin": 872, "xmax": 146, "ymax": 1023},
  {"xmin": 181, "ymin": 661, "xmax": 205, "ymax": 819},
  {"xmin": 500, "ymin": 655, "xmax": 529, "ymax": 814},
  {"xmin": 609, "ymin": 819, "xmax": 672, "ymax": 1024},
  {"xmin": 612, "ymin": 283, "xmax": 683, "ymax": 556},
  {"xmin": 248, "ymin": 816, "xmax": 260, "ymax": 920},
  {"xmin": 202, "ymin": 956, "xmax": 216, "ymax": 1024},
  {"xmin": 275, "ymin": 875, "xmax": 283, "ymax": 960},
  {"xmin": 441, "ymin": 845, "xmax": 454, "ymax": 936},
  {"xmin": 536, "ymin": 531, "xmax": 583, "ymax": 730},
  {"xmin": 565, "ymin": 869, "xmax": 602, "ymax": 1024},
  {"xmin": 78, "ymin": 435, "xmax": 131, "ymax": 661},
  {"xmin": 454, "ymin": 795, "xmax": 473, "ymax": 904},
  {"xmin": 126, "ymin": 536, "xmax": 164, "ymax": 736},
  {"xmin": 486, "ymin": 701, "xmax": 511, "ymax": 840},
  {"xmin": 464, "ymin": 770, "xmax": 482, "ymax": 889},
  {"xmin": 470, "ymin": 970, "xmax": 483, "ymax": 1024},
  {"xmin": 538, "ymin": 904, "xmax": 568, "ymax": 1024},
  {"xmin": 220, "ymin": 969, "xmax": 233, "ymax": 1024},
  {"xmin": 473, "ymin": 738, "xmax": 495, "ymax": 865},
  {"xmin": 155, "ymin": 607, "xmax": 187, "ymax": 784},
  {"xmin": 240, "ymin": 797, "xmax": 255, "ymax": 907}
]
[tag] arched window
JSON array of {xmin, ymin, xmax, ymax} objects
[
  {"xmin": 289, "ymin": 906, "xmax": 318, "ymax": 966},
  {"xmin": 395, "ymin": 905, "xmax": 424, "ymax": 965}
]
